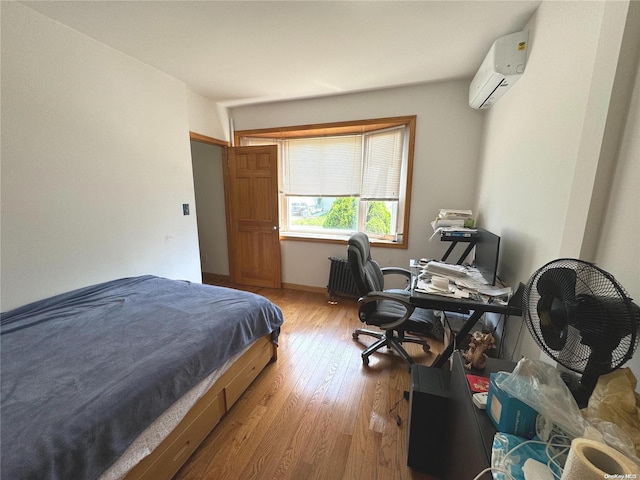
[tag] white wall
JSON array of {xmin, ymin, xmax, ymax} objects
[
  {"xmin": 187, "ymin": 90, "xmax": 230, "ymax": 141},
  {"xmin": 475, "ymin": 0, "xmax": 640, "ymax": 377},
  {"xmin": 595, "ymin": 50, "xmax": 640, "ymax": 377},
  {"xmin": 476, "ymin": 1, "xmax": 609, "ymax": 286},
  {"xmin": 1, "ymin": 3, "xmax": 202, "ymax": 311},
  {"xmin": 190, "ymin": 141, "xmax": 229, "ymax": 275},
  {"xmin": 230, "ymin": 81, "xmax": 485, "ymax": 288}
]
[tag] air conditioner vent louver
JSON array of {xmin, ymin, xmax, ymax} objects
[{"xmin": 469, "ymin": 31, "xmax": 529, "ymax": 109}]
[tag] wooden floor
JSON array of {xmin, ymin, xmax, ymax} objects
[{"xmin": 174, "ymin": 283, "xmax": 443, "ymax": 480}]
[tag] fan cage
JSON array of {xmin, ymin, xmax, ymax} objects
[{"xmin": 523, "ymin": 258, "xmax": 639, "ymax": 374}]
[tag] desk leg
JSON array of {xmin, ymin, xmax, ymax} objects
[{"xmin": 432, "ymin": 310, "xmax": 483, "ymax": 368}]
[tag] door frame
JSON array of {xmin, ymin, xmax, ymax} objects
[
  {"xmin": 189, "ymin": 132, "xmax": 282, "ymax": 287},
  {"xmin": 189, "ymin": 131, "xmax": 229, "ymax": 148},
  {"xmin": 189, "ymin": 131, "xmax": 230, "ymax": 282}
]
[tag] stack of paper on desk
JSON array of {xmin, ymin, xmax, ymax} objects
[
  {"xmin": 415, "ymin": 278, "xmax": 471, "ymax": 298},
  {"xmin": 425, "ymin": 261, "xmax": 468, "ymax": 278},
  {"xmin": 430, "ymin": 209, "xmax": 475, "ymax": 232},
  {"xmin": 416, "ymin": 263, "xmax": 513, "ymax": 302},
  {"xmin": 476, "ymin": 285, "xmax": 512, "ymax": 298}
]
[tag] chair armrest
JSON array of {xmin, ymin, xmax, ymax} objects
[
  {"xmin": 359, "ymin": 290, "xmax": 413, "ymax": 305},
  {"xmin": 380, "ymin": 267, "xmax": 412, "ymax": 280},
  {"xmin": 380, "ymin": 267, "xmax": 412, "ymax": 292}
]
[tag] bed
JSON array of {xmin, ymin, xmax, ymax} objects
[{"xmin": 1, "ymin": 275, "xmax": 284, "ymax": 480}]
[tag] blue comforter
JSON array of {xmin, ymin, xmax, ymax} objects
[{"xmin": 1, "ymin": 276, "xmax": 284, "ymax": 480}]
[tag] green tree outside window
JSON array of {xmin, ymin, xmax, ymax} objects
[
  {"xmin": 366, "ymin": 201, "xmax": 391, "ymax": 234},
  {"xmin": 323, "ymin": 198, "xmax": 357, "ymax": 230}
]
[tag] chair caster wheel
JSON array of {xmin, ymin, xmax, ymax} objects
[
  {"xmin": 422, "ymin": 344, "xmax": 431, "ymax": 353},
  {"xmin": 352, "ymin": 332, "xmax": 359, "ymax": 340},
  {"xmin": 362, "ymin": 356, "xmax": 369, "ymax": 366}
]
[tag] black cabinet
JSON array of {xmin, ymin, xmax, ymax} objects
[
  {"xmin": 445, "ymin": 352, "xmax": 515, "ymax": 479},
  {"xmin": 407, "ymin": 352, "xmax": 515, "ymax": 479},
  {"xmin": 406, "ymin": 364, "xmax": 450, "ymax": 477}
]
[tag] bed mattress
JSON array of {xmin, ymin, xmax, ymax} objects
[{"xmin": 1, "ymin": 276, "xmax": 283, "ymax": 480}]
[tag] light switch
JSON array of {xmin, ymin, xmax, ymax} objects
[{"xmin": 183, "ymin": 203, "xmax": 190, "ymax": 215}]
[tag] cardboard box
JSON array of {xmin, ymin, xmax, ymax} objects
[{"xmin": 486, "ymin": 372, "xmax": 538, "ymax": 438}]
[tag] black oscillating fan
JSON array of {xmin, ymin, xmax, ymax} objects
[{"xmin": 523, "ymin": 259, "xmax": 640, "ymax": 403}]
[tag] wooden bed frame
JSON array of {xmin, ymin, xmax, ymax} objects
[{"xmin": 124, "ymin": 335, "xmax": 277, "ymax": 480}]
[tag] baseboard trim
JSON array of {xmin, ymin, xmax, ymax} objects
[
  {"xmin": 202, "ymin": 272, "xmax": 230, "ymax": 284},
  {"xmin": 282, "ymin": 283, "xmax": 327, "ymax": 295},
  {"xmin": 202, "ymin": 274, "xmax": 328, "ymax": 296}
]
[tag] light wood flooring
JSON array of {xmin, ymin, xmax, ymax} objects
[{"xmin": 174, "ymin": 283, "xmax": 444, "ymax": 480}]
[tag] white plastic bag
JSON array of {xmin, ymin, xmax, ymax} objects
[{"xmin": 496, "ymin": 358, "xmax": 587, "ymax": 439}]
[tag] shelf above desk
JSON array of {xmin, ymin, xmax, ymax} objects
[{"xmin": 439, "ymin": 229, "xmax": 478, "ymax": 264}]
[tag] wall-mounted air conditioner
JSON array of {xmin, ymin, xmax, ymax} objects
[{"xmin": 469, "ymin": 31, "xmax": 529, "ymax": 109}]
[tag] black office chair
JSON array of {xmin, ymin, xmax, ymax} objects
[{"xmin": 347, "ymin": 232, "xmax": 444, "ymax": 370}]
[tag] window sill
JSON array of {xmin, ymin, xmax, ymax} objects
[{"xmin": 279, "ymin": 232, "xmax": 407, "ymax": 248}]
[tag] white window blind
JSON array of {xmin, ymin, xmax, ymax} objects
[
  {"xmin": 361, "ymin": 126, "xmax": 404, "ymax": 200},
  {"xmin": 284, "ymin": 135, "xmax": 362, "ymax": 196},
  {"xmin": 243, "ymin": 125, "xmax": 406, "ymax": 199}
]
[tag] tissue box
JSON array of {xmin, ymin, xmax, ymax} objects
[{"xmin": 486, "ymin": 372, "xmax": 538, "ymax": 438}]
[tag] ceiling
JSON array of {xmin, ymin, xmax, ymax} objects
[{"xmin": 21, "ymin": 1, "xmax": 541, "ymax": 107}]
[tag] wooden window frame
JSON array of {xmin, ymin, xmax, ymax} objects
[{"xmin": 234, "ymin": 115, "xmax": 416, "ymax": 249}]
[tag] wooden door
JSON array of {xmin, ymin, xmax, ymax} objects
[{"xmin": 224, "ymin": 145, "xmax": 281, "ymax": 288}]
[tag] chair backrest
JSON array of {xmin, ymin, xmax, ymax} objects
[{"xmin": 347, "ymin": 232, "xmax": 385, "ymax": 297}]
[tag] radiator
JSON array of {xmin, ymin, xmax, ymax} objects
[{"xmin": 327, "ymin": 257, "xmax": 360, "ymax": 299}]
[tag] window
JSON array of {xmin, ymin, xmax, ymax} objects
[{"xmin": 236, "ymin": 116, "xmax": 415, "ymax": 247}]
